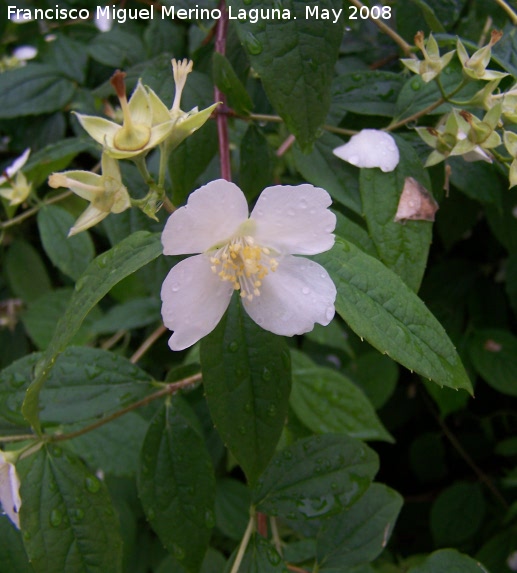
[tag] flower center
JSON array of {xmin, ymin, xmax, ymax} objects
[{"xmin": 209, "ymin": 235, "xmax": 278, "ymax": 301}]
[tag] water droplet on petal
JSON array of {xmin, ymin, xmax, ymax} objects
[{"xmin": 302, "ymin": 287, "xmax": 310, "ymax": 295}]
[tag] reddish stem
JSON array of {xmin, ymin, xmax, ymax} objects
[
  {"xmin": 257, "ymin": 512, "xmax": 268, "ymax": 537},
  {"xmin": 214, "ymin": 0, "xmax": 231, "ymax": 181}
]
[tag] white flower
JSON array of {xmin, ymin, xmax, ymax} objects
[
  {"xmin": 0, "ymin": 148, "xmax": 32, "ymax": 206},
  {"xmin": 333, "ymin": 129, "xmax": 400, "ymax": 172},
  {"xmin": 12, "ymin": 46, "xmax": 37, "ymax": 61},
  {"xmin": 161, "ymin": 180, "xmax": 337, "ymax": 350},
  {"xmin": 0, "ymin": 451, "xmax": 22, "ymax": 529}
]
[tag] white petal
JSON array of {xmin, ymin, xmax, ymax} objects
[
  {"xmin": 0, "ymin": 461, "xmax": 21, "ymax": 529},
  {"xmin": 162, "ymin": 179, "xmax": 249, "ymax": 255},
  {"xmin": 13, "ymin": 45, "xmax": 37, "ymax": 60},
  {"xmin": 243, "ymin": 255, "xmax": 336, "ymax": 336},
  {"xmin": 161, "ymin": 254, "xmax": 234, "ymax": 350},
  {"xmin": 333, "ymin": 129, "xmax": 400, "ymax": 172},
  {"xmin": 250, "ymin": 184, "xmax": 336, "ymax": 255},
  {"xmin": 0, "ymin": 148, "xmax": 30, "ymax": 186}
]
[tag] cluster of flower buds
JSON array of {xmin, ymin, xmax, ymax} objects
[
  {"xmin": 47, "ymin": 59, "xmax": 219, "ymax": 234},
  {"xmin": 402, "ymin": 30, "xmax": 517, "ymax": 187}
]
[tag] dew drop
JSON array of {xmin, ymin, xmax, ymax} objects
[
  {"xmin": 238, "ymin": 425, "xmax": 247, "ymax": 435},
  {"xmin": 10, "ymin": 374, "xmax": 25, "ymax": 388},
  {"xmin": 299, "ymin": 198, "xmax": 308, "ymax": 209},
  {"xmin": 228, "ymin": 341, "xmax": 239, "ymax": 353},
  {"xmin": 267, "ymin": 403, "xmax": 277, "ymax": 417},
  {"xmin": 262, "ymin": 367, "xmax": 272, "ymax": 381},
  {"xmin": 49, "ymin": 508, "xmax": 63, "ymax": 527},
  {"xmin": 85, "ymin": 475, "xmax": 101, "ymax": 494},
  {"xmin": 267, "ymin": 547, "xmax": 281, "ymax": 565},
  {"xmin": 171, "ymin": 283, "xmax": 180, "ymax": 292},
  {"xmin": 302, "ymin": 287, "xmax": 310, "ymax": 295},
  {"xmin": 244, "ymin": 402, "xmax": 252, "ymax": 413},
  {"xmin": 205, "ymin": 509, "xmax": 215, "ymax": 528},
  {"xmin": 75, "ymin": 508, "xmax": 85, "ymax": 520},
  {"xmin": 410, "ymin": 78, "xmax": 421, "ymax": 90},
  {"xmin": 172, "ymin": 544, "xmax": 186, "ymax": 560},
  {"xmin": 244, "ymin": 32, "xmax": 263, "ymax": 55}
]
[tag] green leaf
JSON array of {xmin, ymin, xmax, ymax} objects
[
  {"xmin": 42, "ymin": 34, "xmax": 88, "ymax": 84},
  {"xmin": 67, "ymin": 413, "xmax": 148, "ymax": 477},
  {"xmin": 90, "ymin": 297, "xmax": 161, "ymax": 334},
  {"xmin": 448, "ymin": 157, "xmax": 502, "ymax": 205},
  {"xmin": 293, "ymin": 133, "xmax": 362, "ymax": 214},
  {"xmin": 212, "ymin": 52, "xmax": 253, "ymax": 115},
  {"xmin": 214, "ymin": 478, "xmax": 251, "ymax": 542},
  {"xmin": 476, "ymin": 528, "xmax": 517, "ymax": 573},
  {"xmin": 407, "ymin": 549, "xmax": 490, "ymax": 573},
  {"xmin": 38, "ymin": 205, "xmax": 95, "ymax": 281},
  {"xmin": 0, "ymin": 64, "xmax": 76, "ymax": 118},
  {"xmin": 331, "ymin": 72, "xmax": 404, "ymax": 117},
  {"xmin": 19, "ymin": 447, "xmax": 123, "ymax": 573},
  {"xmin": 317, "ymin": 483, "xmax": 403, "ymax": 571},
  {"xmin": 138, "ymin": 397, "xmax": 216, "ymax": 573},
  {"xmin": 169, "ymin": 122, "xmax": 218, "ymax": 206},
  {"xmin": 5, "ymin": 240, "xmax": 52, "ymax": 304},
  {"xmin": 469, "ymin": 329, "xmax": 517, "ymax": 396},
  {"xmin": 394, "ymin": 59, "xmax": 479, "ymax": 122},
  {"xmin": 359, "ymin": 137, "xmax": 433, "ymax": 292},
  {"xmin": 314, "ymin": 238, "xmax": 472, "ymax": 392},
  {"xmin": 225, "ymin": 534, "xmax": 287, "ymax": 572},
  {"xmin": 252, "ymin": 434, "xmax": 379, "ymax": 520},
  {"xmin": 346, "ymin": 352, "xmax": 398, "ymax": 410},
  {"xmin": 240, "ymin": 125, "xmax": 272, "ymax": 202},
  {"xmin": 21, "ymin": 288, "xmax": 99, "ymax": 350},
  {"xmin": 228, "ymin": 0, "xmax": 344, "ymax": 150},
  {"xmin": 0, "ymin": 516, "xmax": 33, "ymax": 573},
  {"xmin": 88, "ymin": 29, "xmax": 145, "ymax": 68},
  {"xmin": 409, "ymin": 0, "xmax": 446, "ymax": 32},
  {"xmin": 290, "ymin": 350, "xmax": 393, "ymax": 442},
  {"xmin": 200, "ymin": 294, "xmax": 291, "ymax": 485},
  {"xmin": 430, "ymin": 481, "xmax": 485, "ymax": 547},
  {"xmin": 486, "ymin": 187, "xmax": 517, "ymax": 253},
  {"xmin": 22, "ymin": 231, "xmax": 162, "ymax": 434},
  {"xmin": 24, "ymin": 138, "xmax": 99, "ymax": 188}
]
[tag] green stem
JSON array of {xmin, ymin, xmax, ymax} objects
[
  {"xmin": 230, "ymin": 513, "xmax": 255, "ymax": 573},
  {"xmin": 132, "ymin": 154, "xmax": 154, "ymax": 186},
  {"xmin": 50, "ymin": 374, "xmax": 201, "ymax": 444},
  {"xmin": 0, "ymin": 190, "xmax": 72, "ymax": 231},
  {"xmin": 493, "ymin": 0, "xmax": 517, "ymax": 24},
  {"xmin": 346, "ymin": 0, "xmax": 413, "ymax": 55}
]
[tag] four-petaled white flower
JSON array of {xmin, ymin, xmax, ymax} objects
[
  {"xmin": 161, "ymin": 180, "xmax": 337, "ymax": 350},
  {"xmin": 0, "ymin": 451, "xmax": 22, "ymax": 529},
  {"xmin": 333, "ymin": 129, "xmax": 400, "ymax": 173}
]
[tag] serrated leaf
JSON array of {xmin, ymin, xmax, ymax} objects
[
  {"xmin": 290, "ymin": 350, "xmax": 393, "ymax": 442},
  {"xmin": 212, "ymin": 52, "xmax": 253, "ymax": 115},
  {"xmin": 468, "ymin": 329, "xmax": 517, "ymax": 396},
  {"xmin": 317, "ymin": 483, "xmax": 403, "ymax": 571},
  {"xmin": 0, "ymin": 347, "xmax": 153, "ymax": 431},
  {"xmin": 200, "ymin": 295, "xmax": 291, "ymax": 485},
  {"xmin": 407, "ymin": 549, "xmax": 490, "ymax": 573},
  {"xmin": 430, "ymin": 482, "xmax": 485, "ymax": 546},
  {"xmin": 331, "ymin": 72, "xmax": 404, "ymax": 117},
  {"xmin": 293, "ymin": 133, "xmax": 361, "ymax": 214},
  {"xmin": 314, "ymin": 238, "xmax": 472, "ymax": 392},
  {"xmin": 38, "ymin": 205, "xmax": 95, "ymax": 281},
  {"xmin": 138, "ymin": 397, "xmax": 215, "ymax": 573},
  {"xmin": 22, "ymin": 232, "xmax": 162, "ymax": 434},
  {"xmin": 225, "ymin": 534, "xmax": 287, "ymax": 572},
  {"xmin": 5, "ymin": 240, "xmax": 52, "ymax": 304},
  {"xmin": 252, "ymin": 434, "xmax": 378, "ymax": 520},
  {"xmin": 228, "ymin": 0, "xmax": 344, "ymax": 150},
  {"xmin": 0, "ymin": 64, "xmax": 76, "ymax": 118},
  {"xmin": 359, "ymin": 136, "xmax": 433, "ymax": 292},
  {"xmin": 19, "ymin": 447, "xmax": 123, "ymax": 573}
]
